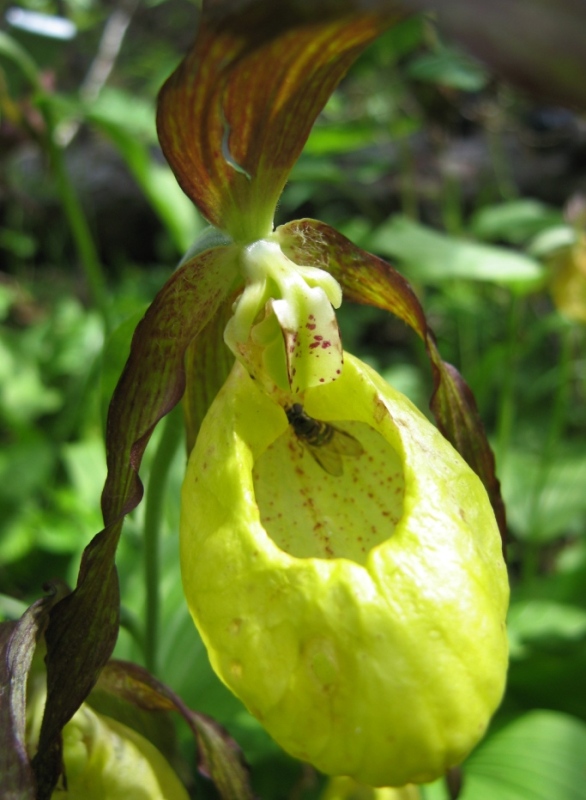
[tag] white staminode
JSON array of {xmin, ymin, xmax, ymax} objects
[{"xmin": 224, "ymin": 239, "xmax": 344, "ymax": 393}]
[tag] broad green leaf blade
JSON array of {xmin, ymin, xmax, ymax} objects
[
  {"xmin": 0, "ymin": 594, "xmax": 60, "ymax": 800},
  {"xmin": 500, "ymin": 443, "xmax": 586, "ymax": 543},
  {"xmin": 368, "ymin": 216, "xmax": 545, "ymax": 290},
  {"xmin": 407, "ymin": 45, "xmax": 488, "ymax": 91},
  {"xmin": 157, "ymin": 1, "xmax": 404, "ymax": 241},
  {"xmin": 98, "ymin": 661, "xmax": 254, "ymax": 800},
  {"xmin": 461, "ymin": 711, "xmax": 586, "ymax": 800},
  {"xmin": 508, "ymin": 599, "xmax": 586, "ymax": 660},
  {"xmin": 278, "ymin": 218, "xmax": 506, "ymax": 543}
]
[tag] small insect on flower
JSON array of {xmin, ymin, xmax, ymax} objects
[{"xmin": 285, "ymin": 403, "xmax": 364, "ymax": 476}]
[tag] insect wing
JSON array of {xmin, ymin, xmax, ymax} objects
[
  {"xmin": 328, "ymin": 427, "xmax": 365, "ymax": 458},
  {"xmin": 305, "ymin": 443, "xmax": 344, "ymax": 477},
  {"xmin": 285, "ymin": 405, "xmax": 364, "ymax": 476}
]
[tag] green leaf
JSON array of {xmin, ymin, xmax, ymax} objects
[
  {"xmin": 368, "ymin": 216, "xmax": 545, "ymax": 289},
  {"xmin": 86, "ymin": 87, "xmax": 159, "ymax": 141},
  {"xmin": 500, "ymin": 444, "xmax": 586, "ymax": 543},
  {"xmin": 470, "ymin": 199, "xmax": 563, "ymax": 245},
  {"xmin": 90, "ymin": 117, "xmax": 202, "ymax": 253},
  {"xmin": 0, "ymin": 30, "xmax": 41, "ymax": 89},
  {"xmin": 303, "ymin": 121, "xmax": 381, "ymax": 155},
  {"xmin": 529, "ymin": 226, "xmax": 577, "ymax": 258},
  {"xmin": 407, "ymin": 46, "xmax": 488, "ymax": 91},
  {"xmin": 461, "ymin": 711, "xmax": 586, "ymax": 800},
  {"xmin": 508, "ymin": 599, "xmax": 586, "ymax": 660}
]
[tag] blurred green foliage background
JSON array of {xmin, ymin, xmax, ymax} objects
[{"xmin": 2, "ymin": 1, "xmax": 586, "ymax": 798}]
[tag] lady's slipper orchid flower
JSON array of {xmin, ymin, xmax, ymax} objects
[
  {"xmin": 180, "ymin": 354, "xmax": 509, "ymax": 787},
  {"xmin": 11, "ymin": 3, "xmax": 508, "ymax": 798}
]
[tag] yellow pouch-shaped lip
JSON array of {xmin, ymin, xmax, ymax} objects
[{"xmin": 180, "ymin": 353, "xmax": 509, "ymax": 787}]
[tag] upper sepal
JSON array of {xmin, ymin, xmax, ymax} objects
[{"xmin": 157, "ymin": 0, "xmax": 405, "ymax": 241}]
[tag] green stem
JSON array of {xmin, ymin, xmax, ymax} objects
[
  {"xmin": 143, "ymin": 406, "xmax": 183, "ymax": 675},
  {"xmin": 487, "ymin": 122, "xmax": 517, "ymax": 201},
  {"xmin": 42, "ymin": 102, "xmax": 112, "ymax": 332},
  {"xmin": 398, "ymin": 136, "xmax": 418, "ymax": 220},
  {"xmin": 522, "ymin": 320, "xmax": 573, "ymax": 582},
  {"xmin": 495, "ymin": 295, "xmax": 523, "ymax": 468},
  {"xmin": 0, "ymin": 34, "xmax": 110, "ymax": 328}
]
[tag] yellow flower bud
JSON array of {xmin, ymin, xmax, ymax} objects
[
  {"xmin": 27, "ymin": 687, "xmax": 188, "ymax": 800},
  {"xmin": 59, "ymin": 709, "xmax": 188, "ymax": 799},
  {"xmin": 549, "ymin": 233, "xmax": 586, "ymax": 323},
  {"xmin": 180, "ymin": 353, "xmax": 509, "ymax": 787}
]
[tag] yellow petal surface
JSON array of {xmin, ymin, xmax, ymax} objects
[{"xmin": 180, "ymin": 353, "xmax": 509, "ymax": 787}]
